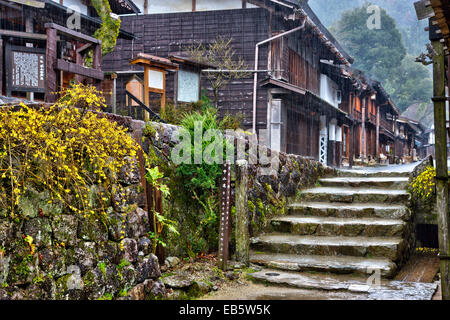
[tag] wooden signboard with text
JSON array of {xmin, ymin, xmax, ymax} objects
[{"xmin": 5, "ymin": 43, "xmax": 46, "ymax": 96}]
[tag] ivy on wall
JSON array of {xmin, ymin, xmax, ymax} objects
[{"xmin": 90, "ymin": 0, "xmax": 121, "ymax": 57}]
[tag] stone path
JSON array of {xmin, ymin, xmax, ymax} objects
[{"xmin": 247, "ymin": 164, "xmax": 439, "ymax": 300}]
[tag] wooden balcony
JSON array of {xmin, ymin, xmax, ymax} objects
[{"xmin": 380, "ymin": 117, "xmax": 394, "ymax": 133}]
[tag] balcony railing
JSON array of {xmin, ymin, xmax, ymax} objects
[{"xmin": 380, "ymin": 117, "xmax": 394, "ymax": 133}]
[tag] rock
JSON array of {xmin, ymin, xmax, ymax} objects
[
  {"xmin": 78, "ymin": 217, "xmax": 108, "ymax": 243},
  {"xmin": 149, "ymin": 279, "xmax": 165, "ymax": 297},
  {"xmin": 0, "ymin": 256, "xmax": 10, "ymax": 286},
  {"xmin": 82, "ymin": 268, "xmax": 105, "ymax": 299},
  {"xmin": 165, "ymin": 256, "xmax": 181, "ymax": 268},
  {"xmin": 0, "ymin": 289, "xmax": 10, "ymax": 300},
  {"xmin": 10, "ymin": 289, "xmax": 25, "ymax": 300},
  {"xmin": 128, "ymin": 283, "xmax": 145, "ymax": 300},
  {"xmin": 122, "ymin": 239, "xmax": 138, "ymax": 263},
  {"xmin": 135, "ymin": 254, "xmax": 161, "ymax": 283},
  {"xmin": 126, "ymin": 207, "xmax": 150, "ymax": 238},
  {"xmin": 112, "ymin": 186, "xmax": 138, "ymax": 213},
  {"xmin": 97, "ymin": 241, "xmax": 121, "ymax": 264},
  {"xmin": 225, "ymin": 271, "xmax": 239, "ymax": 280},
  {"xmin": 55, "ymin": 273, "xmax": 84, "ymax": 300},
  {"xmin": 107, "ymin": 211, "xmax": 123, "ymax": 242},
  {"xmin": 74, "ymin": 242, "xmax": 97, "ymax": 275},
  {"xmin": 17, "ymin": 188, "xmax": 62, "ymax": 218},
  {"xmin": 51, "ymin": 215, "xmax": 78, "ymax": 246},
  {"xmin": 23, "ymin": 218, "xmax": 52, "ymax": 248},
  {"xmin": 118, "ymin": 265, "xmax": 136, "ymax": 289},
  {"xmin": 0, "ymin": 219, "xmax": 13, "ymax": 247},
  {"xmin": 188, "ymin": 280, "xmax": 211, "ymax": 297},
  {"xmin": 138, "ymin": 237, "xmax": 153, "ymax": 256},
  {"xmin": 118, "ymin": 157, "xmax": 140, "ymax": 185},
  {"xmin": 162, "ymin": 274, "xmax": 194, "ymax": 289}
]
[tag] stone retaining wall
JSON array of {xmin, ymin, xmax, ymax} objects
[{"xmin": 0, "ymin": 114, "xmax": 166, "ymax": 300}]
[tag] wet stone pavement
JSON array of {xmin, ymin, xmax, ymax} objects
[{"xmin": 241, "ymin": 163, "xmax": 440, "ymax": 300}]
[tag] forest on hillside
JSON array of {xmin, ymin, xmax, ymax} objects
[{"xmin": 309, "ymin": 0, "xmax": 433, "ymax": 126}]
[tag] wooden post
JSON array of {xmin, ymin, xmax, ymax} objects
[
  {"xmin": 218, "ymin": 162, "xmax": 232, "ymax": 270},
  {"xmin": 93, "ymin": 43, "xmax": 102, "ymax": 91},
  {"xmin": 235, "ymin": 160, "xmax": 249, "ymax": 265},
  {"xmin": 376, "ymin": 105, "xmax": 380, "ymax": 162},
  {"xmin": 361, "ymin": 96, "xmax": 366, "ymax": 162},
  {"xmin": 432, "ymin": 39, "xmax": 450, "ymax": 300},
  {"xmin": 0, "ymin": 39, "xmax": 3, "ymax": 95},
  {"xmin": 45, "ymin": 27, "xmax": 57, "ymax": 103},
  {"xmin": 349, "ymin": 94, "xmax": 354, "ymax": 168}
]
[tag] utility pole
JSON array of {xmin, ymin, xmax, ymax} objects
[{"xmin": 431, "ymin": 39, "xmax": 450, "ymax": 300}]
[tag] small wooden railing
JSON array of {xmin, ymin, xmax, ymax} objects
[{"xmin": 125, "ymin": 90, "xmax": 166, "ymax": 123}]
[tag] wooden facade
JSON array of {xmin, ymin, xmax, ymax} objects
[
  {"xmin": 104, "ymin": 0, "xmax": 356, "ymax": 166},
  {"xmin": 0, "ymin": 0, "xmax": 423, "ymax": 167},
  {"xmin": 0, "ymin": 0, "xmax": 134, "ymax": 100}
]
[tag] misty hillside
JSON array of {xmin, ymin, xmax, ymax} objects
[{"xmin": 309, "ymin": 0, "xmax": 433, "ymax": 128}]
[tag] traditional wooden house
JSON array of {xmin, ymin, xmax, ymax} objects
[
  {"xmin": 0, "ymin": 0, "xmax": 135, "ymax": 102},
  {"xmin": 103, "ymin": 0, "xmax": 356, "ymax": 167}
]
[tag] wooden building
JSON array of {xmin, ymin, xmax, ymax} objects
[
  {"xmin": 103, "ymin": 0, "xmax": 357, "ymax": 166},
  {"xmin": 0, "ymin": 0, "xmax": 135, "ymax": 101}
]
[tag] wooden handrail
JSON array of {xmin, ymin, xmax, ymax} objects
[{"xmin": 125, "ymin": 90, "xmax": 166, "ymax": 123}]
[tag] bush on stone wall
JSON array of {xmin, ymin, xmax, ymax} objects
[{"xmin": 0, "ymin": 86, "xmax": 166, "ymax": 300}]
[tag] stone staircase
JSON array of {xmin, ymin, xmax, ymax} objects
[{"xmin": 250, "ymin": 170, "xmax": 413, "ymax": 279}]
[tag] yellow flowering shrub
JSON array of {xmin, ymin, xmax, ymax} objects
[
  {"xmin": 409, "ymin": 166, "xmax": 436, "ymax": 200},
  {"xmin": 0, "ymin": 85, "xmax": 139, "ymax": 224}
]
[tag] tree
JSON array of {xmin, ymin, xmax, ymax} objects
[
  {"xmin": 384, "ymin": 55, "xmax": 433, "ymax": 112},
  {"xmin": 309, "ymin": 0, "xmax": 428, "ymax": 56},
  {"xmin": 329, "ymin": 4, "xmax": 432, "ymax": 113},
  {"xmin": 188, "ymin": 36, "xmax": 250, "ymax": 107},
  {"xmin": 330, "ymin": 4, "xmax": 406, "ymax": 82}
]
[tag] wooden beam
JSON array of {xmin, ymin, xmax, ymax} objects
[
  {"xmin": 192, "ymin": 0, "xmax": 196, "ymax": 12},
  {"xmin": 76, "ymin": 43, "xmax": 92, "ymax": 54},
  {"xmin": 44, "ymin": 23, "xmax": 101, "ymax": 45},
  {"xmin": 55, "ymin": 59, "xmax": 104, "ymax": 80},
  {"xmin": 0, "ymin": 29, "xmax": 47, "ymax": 41},
  {"xmin": 45, "ymin": 28, "xmax": 58, "ymax": 103},
  {"xmin": 432, "ymin": 39, "xmax": 450, "ymax": 300}
]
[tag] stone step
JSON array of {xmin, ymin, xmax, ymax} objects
[
  {"xmin": 269, "ymin": 216, "xmax": 406, "ymax": 237},
  {"xmin": 319, "ymin": 177, "xmax": 409, "ymax": 189},
  {"xmin": 250, "ymin": 234, "xmax": 404, "ymax": 261},
  {"xmin": 337, "ymin": 169, "xmax": 411, "ymax": 178},
  {"xmin": 249, "ymin": 269, "xmax": 438, "ymax": 300},
  {"xmin": 288, "ymin": 202, "xmax": 411, "ymax": 221},
  {"xmin": 249, "ymin": 252, "xmax": 397, "ymax": 278},
  {"xmin": 299, "ymin": 187, "xmax": 410, "ymax": 204}
]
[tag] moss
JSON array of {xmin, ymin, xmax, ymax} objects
[
  {"xmin": 98, "ymin": 262, "xmax": 106, "ymax": 277},
  {"xmin": 248, "ymin": 200, "xmax": 255, "ymax": 213},
  {"xmin": 119, "ymin": 289, "xmax": 128, "ymax": 297},
  {"xmin": 98, "ymin": 293, "xmax": 113, "ymax": 300}
]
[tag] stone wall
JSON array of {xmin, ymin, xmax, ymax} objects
[
  {"xmin": 146, "ymin": 122, "xmax": 334, "ymax": 248},
  {"xmin": 0, "ymin": 114, "xmax": 167, "ymax": 300},
  {"xmin": 408, "ymin": 155, "xmax": 437, "ymax": 225}
]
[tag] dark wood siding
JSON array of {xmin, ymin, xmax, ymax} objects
[{"xmin": 103, "ymin": 8, "xmax": 271, "ymax": 131}]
